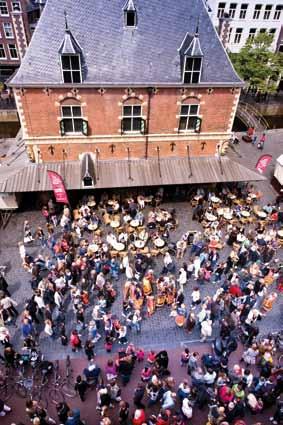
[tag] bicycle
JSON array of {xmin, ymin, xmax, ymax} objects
[
  {"xmin": 0, "ymin": 369, "xmax": 13, "ymax": 401},
  {"xmin": 49, "ymin": 358, "xmax": 76, "ymax": 403}
]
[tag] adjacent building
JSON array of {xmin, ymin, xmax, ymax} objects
[
  {"xmin": 207, "ymin": 0, "xmax": 283, "ymax": 52},
  {"xmin": 3, "ymin": 0, "xmax": 264, "ymax": 193},
  {"xmin": 0, "ymin": 0, "xmax": 45, "ymax": 82}
]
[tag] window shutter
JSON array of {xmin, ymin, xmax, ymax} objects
[
  {"xmin": 195, "ymin": 117, "xmax": 202, "ymax": 133},
  {"xmin": 82, "ymin": 119, "xmax": 88, "ymax": 136},
  {"xmin": 140, "ymin": 118, "xmax": 146, "ymax": 135},
  {"xmin": 60, "ymin": 119, "xmax": 65, "ymax": 136},
  {"xmin": 121, "ymin": 118, "xmax": 125, "ymax": 134}
]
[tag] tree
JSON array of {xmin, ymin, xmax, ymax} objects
[{"xmin": 229, "ymin": 33, "xmax": 283, "ymax": 94}]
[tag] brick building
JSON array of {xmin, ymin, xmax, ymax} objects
[
  {"xmin": 4, "ymin": 0, "xmax": 264, "ymax": 193},
  {"xmin": 0, "ymin": 0, "xmax": 44, "ymax": 83}
]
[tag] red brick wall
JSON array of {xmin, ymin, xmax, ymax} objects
[{"xmin": 17, "ymin": 86, "xmax": 238, "ymax": 161}]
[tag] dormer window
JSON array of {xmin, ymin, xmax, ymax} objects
[
  {"xmin": 183, "ymin": 57, "xmax": 202, "ymax": 84},
  {"xmin": 61, "ymin": 54, "xmax": 82, "ymax": 83},
  {"xmin": 125, "ymin": 10, "xmax": 136, "ymax": 27},
  {"xmin": 123, "ymin": 0, "xmax": 137, "ymax": 28}
]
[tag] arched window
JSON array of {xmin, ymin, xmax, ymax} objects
[
  {"xmin": 59, "ymin": 98, "xmax": 88, "ymax": 136},
  {"xmin": 178, "ymin": 97, "xmax": 202, "ymax": 133},
  {"xmin": 121, "ymin": 98, "xmax": 145, "ymax": 134}
]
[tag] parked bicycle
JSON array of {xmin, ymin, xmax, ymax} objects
[{"xmin": 49, "ymin": 357, "xmax": 76, "ymax": 404}]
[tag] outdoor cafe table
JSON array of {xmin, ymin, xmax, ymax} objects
[
  {"xmin": 205, "ymin": 213, "xmax": 217, "ymax": 222},
  {"xmin": 211, "ymin": 196, "xmax": 221, "ymax": 203},
  {"xmin": 223, "ymin": 212, "xmax": 233, "ymax": 220},
  {"xmin": 241, "ymin": 211, "xmax": 250, "ymax": 218},
  {"xmin": 153, "ymin": 238, "xmax": 165, "ymax": 248},
  {"xmin": 256, "ymin": 211, "xmax": 267, "ymax": 219},
  {"xmin": 88, "ymin": 223, "xmax": 98, "ymax": 231},
  {"xmin": 134, "ymin": 240, "xmax": 146, "ymax": 249},
  {"xmin": 110, "ymin": 220, "xmax": 120, "ymax": 228},
  {"xmin": 130, "ymin": 219, "xmax": 139, "ymax": 228},
  {"xmin": 113, "ymin": 242, "xmax": 125, "ymax": 252}
]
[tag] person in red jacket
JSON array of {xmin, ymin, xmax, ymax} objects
[
  {"xmin": 156, "ymin": 409, "xmax": 171, "ymax": 425},
  {"xmin": 132, "ymin": 408, "xmax": 146, "ymax": 425}
]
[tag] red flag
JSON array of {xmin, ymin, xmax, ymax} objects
[
  {"xmin": 47, "ymin": 170, "xmax": 69, "ymax": 204},
  {"xmin": 255, "ymin": 154, "xmax": 272, "ymax": 174}
]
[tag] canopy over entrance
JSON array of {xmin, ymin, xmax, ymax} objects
[{"xmin": 0, "ymin": 156, "xmax": 266, "ymax": 193}]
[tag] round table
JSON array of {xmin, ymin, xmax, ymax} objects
[
  {"xmin": 110, "ymin": 221, "xmax": 120, "ymax": 228},
  {"xmin": 277, "ymin": 230, "xmax": 283, "ymax": 239},
  {"xmin": 88, "ymin": 223, "xmax": 98, "ymax": 231},
  {"xmin": 144, "ymin": 197, "xmax": 153, "ymax": 203},
  {"xmin": 130, "ymin": 219, "xmax": 139, "ymax": 228},
  {"xmin": 134, "ymin": 240, "xmax": 146, "ymax": 249},
  {"xmin": 256, "ymin": 211, "xmax": 267, "ymax": 219},
  {"xmin": 205, "ymin": 213, "xmax": 217, "ymax": 222},
  {"xmin": 216, "ymin": 208, "xmax": 224, "ymax": 216},
  {"xmin": 211, "ymin": 196, "xmax": 221, "ymax": 203},
  {"xmin": 228, "ymin": 194, "xmax": 236, "ymax": 200},
  {"xmin": 224, "ymin": 213, "xmax": 233, "ymax": 220},
  {"xmin": 241, "ymin": 211, "xmax": 250, "ymax": 218},
  {"xmin": 114, "ymin": 243, "xmax": 125, "ymax": 252},
  {"xmin": 154, "ymin": 238, "xmax": 165, "ymax": 248},
  {"xmin": 88, "ymin": 243, "xmax": 99, "ymax": 252},
  {"xmin": 237, "ymin": 234, "xmax": 246, "ymax": 242},
  {"xmin": 107, "ymin": 200, "xmax": 115, "ymax": 206}
]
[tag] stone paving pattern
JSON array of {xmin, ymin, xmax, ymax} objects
[{"xmin": 0, "ymin": 130, "xmax": 282, "ymax": 360}]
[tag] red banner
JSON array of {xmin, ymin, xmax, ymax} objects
[
  {"xmin": 255, "ymin": 154, "xmax": 272, "ymax": 174},
  {"xmin": 47, "ymin": 170, "xmax": 69, "ymax": 204}
]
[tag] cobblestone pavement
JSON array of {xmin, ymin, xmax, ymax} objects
[
  {"xmin": 0, "ymin": 344, "xmax": 278, "ymax": 425},
  {"xmin": 0, "ymin": 130, "xmax": 282, "ymax": 361}
]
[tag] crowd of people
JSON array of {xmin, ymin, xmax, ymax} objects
[{"xmin": 0, "ymin": 182, "xmax": 282, "ymax": 425}]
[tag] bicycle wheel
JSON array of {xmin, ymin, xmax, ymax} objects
[
  {"xmin": 31, "ymin": 387, "xmax": 48, "ymax": 410},
  {"xmin": 61, "ymin": 382, "xmax": 76, "ymax": 398},
  {"xmin": 14, "ymin": 382, "xmax": 27, "ymax": 398},
  {"xmin": 0, "ymin": 383, "xmax": 13, "ymax": 401},
  {"xmin": 48, "ymin": 388, "xmax": 65, "ymax": 405}
]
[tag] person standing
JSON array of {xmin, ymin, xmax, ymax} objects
[{"xmin": 119, "ymin": 400, "xmax": 129, "ymax": 424}]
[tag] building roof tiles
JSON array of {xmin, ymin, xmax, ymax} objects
[{"xmin": 10, "ymin": 0, "xmax": 242, "ymax": 86}]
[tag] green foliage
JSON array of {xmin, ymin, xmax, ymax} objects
[{"xmin": 229, "ymin": 33, "xmax": 283, "ymax": 94}]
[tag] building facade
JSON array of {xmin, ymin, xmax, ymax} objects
[
  {"xmin": 8, "ymin": 0, "xmax": 261, "ymax": 191},
  {"xmin": 207, "ymin": 0, "xmax": 283, "ymax": 52},
  {"xmin": 0, "ymin": 0, "xmax": 44, "ymax": 82}
]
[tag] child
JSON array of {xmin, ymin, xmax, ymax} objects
[
  {"xmin": 141, "ymin": 366, "xmax": 152, "ymax": 382},
  {"xmin": 105, "ymin": 336, "xmax": 113, "ymax": 353},
  {"xmin": 136, "ymin": 348, "xmax": 145, "ymax": 362},
  {"xmin": 147, "ymin": 350, "xmax": 156, "ymax": 365},
  {"xmin": 180, "ymin": 348, "xmax": 190, "ymax": 367}
]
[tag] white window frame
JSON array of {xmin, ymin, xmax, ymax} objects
[
  {"xmin": 239, "ymin": 4, "xmax": 248, "ymax": 19},
  {"xmin": 3, "ymin": 22, "xmax": 13, "ymax": 39},
  {"xmin": 227, "ymin": 27, "xmax": 232, "ymax": 42},
  {"xmin": 183, "ymin": 57, "xmax": 202, "ymax": 84},
  {"xmin": 217, "ymin": 2, "xmax": 226, "ymax": 18},
  {"xmin": 0, "ymin": 1, "xmax": 9, "ymax": 16},
  {"xmin": 274, "ymin": 5, "xmax": 282, "ymax": 20},
  {"xmin": 234, "ymin": 28, "xmax": 243, "ymax": 43},
  {"xmin": 60, "ymin": 54, "xmax": 82, "ymax": 84},
  {"xmin": 122, "ymin": 104, "xmax": 142, "ymax": 133},
  {"xmin": 248, "ymin": 28, "xmax": 257, "ymax": 40},
  {"xmin": 12, "ymin": 1, "xmax": 21, "ymax": 11},
  {"xmin": 8, "ymin": 43, "xmax": 18, "ymax": 59},
  {"xmin": 61, "ymin": 104, "xmax": 83, "ymax": 135},
  {"xmin": 178, "ymin": 104, "xmax": 200, "ymax": 132},
  {"xmin": 263, "ymin": 4, "xmax": 272, "ymax": 19},
  {"xmin": 228, "ymin": 3, "xmax": 237, "ymax": 18},
  {"xmin": 253, "ymin": 4, "xmax": 262, "ymax": 19},
  {"xmin": 0, "ymin": 43, "xmax": 6, "ymax": 59}
]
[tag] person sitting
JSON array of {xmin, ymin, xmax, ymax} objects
[{"xmin": 83, "ymin": 360, "xmax": 101, "ymax": 386}]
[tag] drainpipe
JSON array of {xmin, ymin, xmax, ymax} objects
[{"xmin": 145, "ymin": 87, "xmax": 154, "ymax": 159}]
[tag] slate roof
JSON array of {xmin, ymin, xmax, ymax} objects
[{"xmin": 10, "ymin": 0, "xmax": 242, "ymax": 87}]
